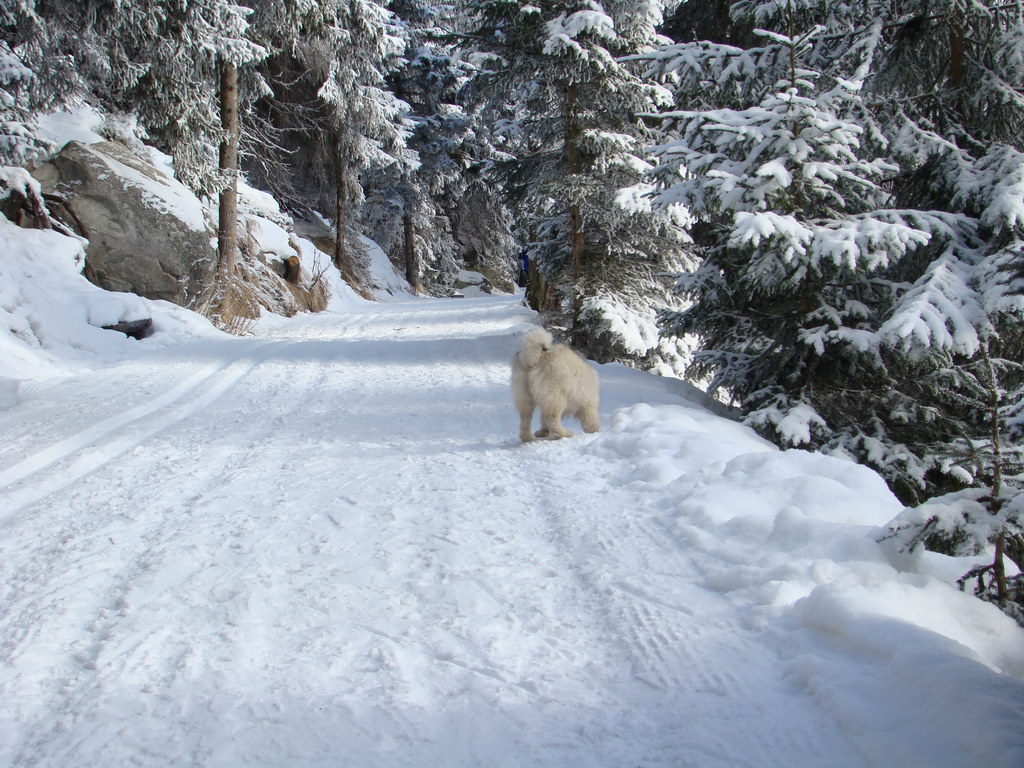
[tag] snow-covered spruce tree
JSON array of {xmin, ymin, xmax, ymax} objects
[
  {"xmin": 0, "ymin": 2, "xmax": 55, "ymax": 165},
  {"xmin": 379, "ymin": 0, "xmax": 469, "ymax": 295},
  {"xmin": 450, "ymin": 164, "xmax": 519, "ymax": 293},
  {"xmin": 1, "ymin": 0, "xmax": 132, "ymax": 165},
  {"xmin": 0, "ymin": 43, "xmax": 40, "ymax": 165},
  {"xmin": 643, "ymin": 0, "xmax": 1024, "ymax": 617},
  {"xmin": 383, "ymin": 0, "xmax": 520, "ymax": 295},
  {"xmin": 41, "ymin": 0, "xmax": 268, "ymax": 196},
  {"xmin": 639, "ymin": 8, "xmax": 982, "ymax": 496},
  {"xmin": 862, "ymin": 0, "xmax": 1024, "ymax": 615},
  {"xmin": 881, "ymin": 344, "xmax": 1024, "ymax": 624},
  {"xmin": 460, "ymin": 0, "xmax": 693, "ymax": 370},
  {"xmin": 874, "ymin": 135, "xmax": 1024, "ymax": 604},
  {"xmin": 322, "ymin": 0, "xmax": 416, "ymax": 286},
  {"xmin": 247, "ymin": 0, "xmax": 412, "ymax": 284}
]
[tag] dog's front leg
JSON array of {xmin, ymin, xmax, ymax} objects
[{"xmin": 518, "ymin": 405, "xmax": 537, "ymax": 442}]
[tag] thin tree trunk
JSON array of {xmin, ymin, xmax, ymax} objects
[
  {"xmin": 994, "ymin": 533, "xmax": 1008, "ymax": 604},
  {"xmin": 217, "ymin": 58, "xmax": 240, "ymax": 282},
  {"xmin": 569, "ymin": 203, "xmax": 585, "ymax": 321},
  {"xmin": 527, "ymin": 256, "xmax": 552, "ymax": 313},
  {"xmin": 565, "ymin": 82, "xmax": 585, "ymax": 327},
  {"xmin": 404, "ymin": 213, "xmax": 421, "ymax": 294},
  {"xmin": 334, "ymin": 169, "xmax": 346, "ymax": 272},
  {"xmin": 983, "ymin": 344, "xmax": 1009, "ymax": 604},
  {"xmin": 949, "ymin": 18, "xmax": 965, "ymax": 88}
]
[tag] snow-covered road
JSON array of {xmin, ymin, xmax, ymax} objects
[{"xmin": 2, "ymin": 295, "xmax": 1023, "ymax": 767}]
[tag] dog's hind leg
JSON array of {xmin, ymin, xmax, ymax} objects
[
  {"xmin": 579, "ymin": 403, "xmax": 600, "ymax": 434},
  {"xmin": 538, "ymin": 399, "xmax": 574, "ymax": 439},
  {"xmin": 512, "ymin": 361, "xmax": 537, "ymax": 443}
]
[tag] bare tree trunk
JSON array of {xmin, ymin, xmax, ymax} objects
[
  {"xmin": 334, "ymin": 148, "xmax": 347, "ymax": 271},
  {"xmin": 527, "ymin": 256, "xmax": 556, "ymax": 313},
  {"xmin": 334, "ymin": 187, "xmax": 346, "ymax": 272},
  {"xmin": 569, "ymin": 203, "xmax": 585, "ymax": 321},
  {"xmin": 217, "ymin": 58, "xmax": 240, "ymax": 283},
  {"xmin": 565, "ymin": 82, "xmax": 585, "ymax": 327},
  {"xmin": 983, "ymin": 344, "xmax": 1009, "ymax": 604},
  {"xmin": 949, "ymin": 18, "xmax": 965, "ymax": 88},
  {"xmin": 994, "ymin": 532, "xmax": 1008, "ymax": 604},
  {"xmin": 404, "ymin": 213, "xmax": 422, "ymax": 294}
]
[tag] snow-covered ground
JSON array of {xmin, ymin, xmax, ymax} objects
[{"xmin": 2, "ymin": 284, "xmax": 1024, "ymax": 766}]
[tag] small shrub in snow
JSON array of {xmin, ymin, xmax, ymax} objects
[
  {"xmin": 883, "ymin": 487, "xmax": 1024, "ymax": 626},
  {"xmin": 881, "ymin": 346, "xmax": 1024, "ymax": 625}
]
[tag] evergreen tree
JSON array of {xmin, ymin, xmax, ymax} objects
[
  {"xmin": 18, "ymin": 0, "xmax": 266, "ymax": 195},
  {"xmin": 642, "ymin": 0, "xmax": 1024, "ymax": 616},
  {"xmin": 645, "ymin": 17, "xmax": 926, "ymax": 449},
  {"xmin": 370, "ymin": 0, "xmax": 463, "ymax": 294},
  {"xmin": 0, "ymin": 1, "xmax": 50, "ymax": 165},
  {"xmin": 381, "ymin": 0, "xmax": 518, "ymax": 294},
  {"xmin": 0, "ymin": 39, "xmax": 40, "ymax": 165},
  {"xmin": 461, "ymin": 0, "xmax": 693, "ymax": 369},
  {"xmin": 642, "ymin": 0, "xmax": 1024, "ymax": 498},
  {"xmin": 247, "ymin": 0, "xmax": 412, "ymax": 279}
]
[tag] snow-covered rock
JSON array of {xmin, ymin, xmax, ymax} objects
[{"xmin": 32, "ymin": 141, "xmax": 219, "ymax": 307}]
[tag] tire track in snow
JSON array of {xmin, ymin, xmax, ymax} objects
[
  {"xmin": 0, "ymin": 340, "xmax": 294, "ymax": 522},
  {"xmin": 339, "ymin": 448, "xmax": 622, "ymax": 733}
]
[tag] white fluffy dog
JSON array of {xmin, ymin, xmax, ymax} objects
[{"xmin": 511, "ymin": 327, "xmax": 600, "ymax": 442}]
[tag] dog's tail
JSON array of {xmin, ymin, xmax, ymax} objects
[{"xmin": 518, "ymin": 327, "xmax": 553, "ymax": 369}]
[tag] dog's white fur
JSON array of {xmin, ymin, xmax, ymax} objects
[{"xmin": 511, "ymin": 327, "xmax": 600, "ymax": 442}]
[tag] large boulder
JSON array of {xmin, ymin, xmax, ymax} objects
[{"xmin": 32, "ymin": 141, "xmax": 217, "ymax": 307}]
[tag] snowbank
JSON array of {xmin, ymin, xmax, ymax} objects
[
  {"xmin": 0, "ymin": 217, "xmax": 222, "ymax": 393},
  {"xmin": 359, "ymin": 234, "xmax": 416, "ymax": 299},
  {"xmin": 587, "ymin": 402, "xmax": 1024, "ymax": 766},
  {"xmin": 591, "ymin": 403, "xmax": 1024, "ymax": 661},
  {"xmin": 235, "ymin": 181, "xmax": 371, "ymax": 317}
]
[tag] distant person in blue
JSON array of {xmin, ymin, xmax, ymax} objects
[{"xmin": 518, "ymin": 250, "xmax": 529, "ymax": 288}]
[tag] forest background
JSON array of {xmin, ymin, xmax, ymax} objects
[{"xmin": 2, "ymin": 0, "xmax": 1024, "ymax": 620}]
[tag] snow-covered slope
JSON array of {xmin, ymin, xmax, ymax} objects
[
  {"xmin": 0, "ymin": 293, "xmax": 1022, "ymax": 767},
  {"xmin": 0, "ymin": 216, "xmax": 222, "ymax": 385}
]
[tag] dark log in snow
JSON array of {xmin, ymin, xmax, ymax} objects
[{"xmin": 102, "ymin": 318, "xmax": 153, "ymax": 340}]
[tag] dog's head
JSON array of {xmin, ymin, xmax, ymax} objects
[{"xmin": 518, "ymin": 327, "xmax": 554, "ymax": 367}]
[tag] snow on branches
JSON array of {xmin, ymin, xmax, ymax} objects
[
  {"xmin": 0, "ymin": 40, "xmax": 44, "ymax": 165},
  {"xmin": 544, "ymin": 5, "xmax": 616, "ymax": 57},
  {"xmin": 639, "ymin": 2, "xmax": 1024, "ymax": 523}
]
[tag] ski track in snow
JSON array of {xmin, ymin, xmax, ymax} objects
[
  {"xmin": 0, "ymin": 341, "xmax": 301, "ymax": 520},
  {"xmin": 0, "ymin": 296, "xmax": 1020, "ymax": 767}
]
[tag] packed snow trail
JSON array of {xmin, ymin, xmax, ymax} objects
[{"xmin": 1, "ymin": 295, "xmax": 1023, "ymax": 767}]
